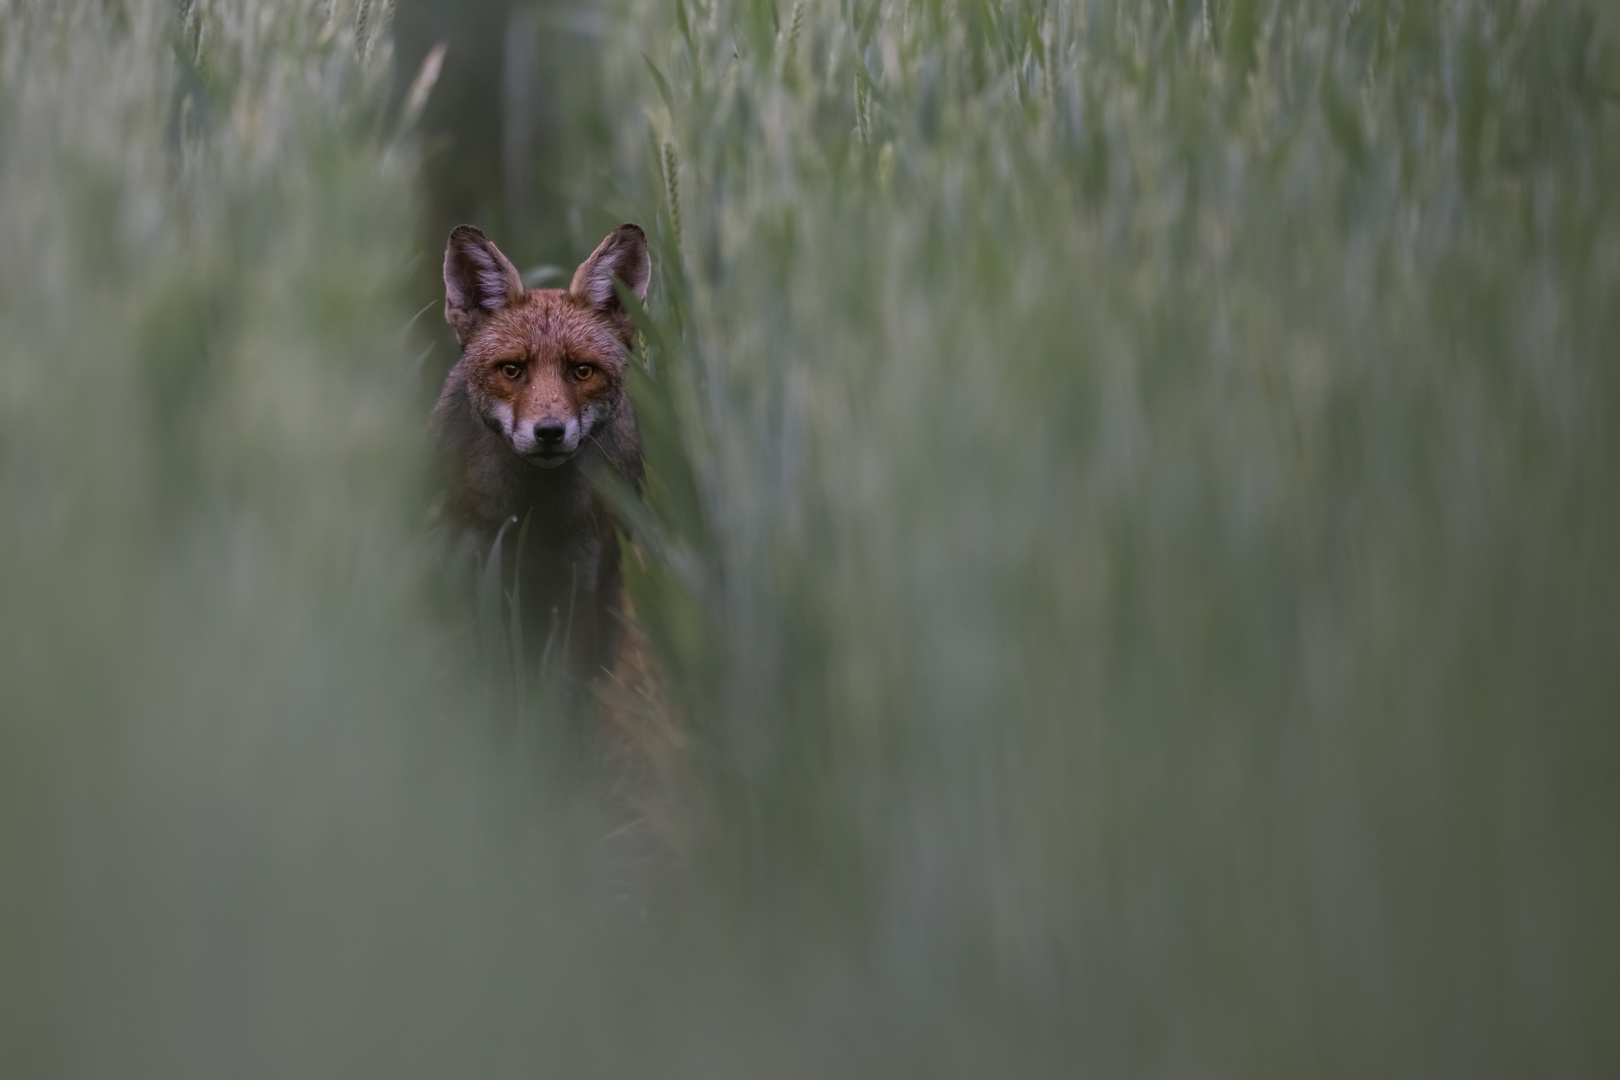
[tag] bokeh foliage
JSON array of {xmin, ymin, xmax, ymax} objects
[
  {"xmin": 0, "ymin": 3, "xmax": 628, "ymax": 1077},
  {"xmin": 616, "ymin": 0, "xmax": 1620, "ymax": 1073},
  {"xmin": 1, "ymin": 0, "xmax": 1617, "ymax": 1077}
]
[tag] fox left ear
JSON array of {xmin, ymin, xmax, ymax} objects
[
  {"xmin": 569, "ymin": 224, "xmax": 650, "ymax": 324},
  {"xmin": 443, "ymin": 225, "xmax": 525, "ymax": 345}
]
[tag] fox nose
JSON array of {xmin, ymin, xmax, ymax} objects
[{"xmin": 534, "ymin": 420, "xmax": 566, "ymax": 447}]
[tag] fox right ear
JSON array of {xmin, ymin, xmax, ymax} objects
[{"xmin": 443, "ymin": 225, "xmax": 525, "ymax": 344}]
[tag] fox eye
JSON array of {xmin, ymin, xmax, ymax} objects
[
  {"xmin": 499, "ymin": 362, "xmax": 522, "ymax": 379},
  {"xmin": 572, "ymin": 363, "xmax": 594, "ymax": 381}
]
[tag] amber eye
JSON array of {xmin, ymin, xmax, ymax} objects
[
  {"xmin": 572, "ymin": 363, "xmax": 594, "ymax": 381},
  {"xmin": 499, "ymin": 362, "xmax": 522, "ymax": 379}
]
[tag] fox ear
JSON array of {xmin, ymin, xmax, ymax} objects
[
  {"xmin": 443, "ymin": 225, "xmax": 524, "ymax": 344},
  {"xmin": 569, "ymin": 224, "xmax": 650, "ymax": 321}
]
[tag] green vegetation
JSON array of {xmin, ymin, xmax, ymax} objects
[
  {"xmin": 2, "ymin": 0, "xmax": 1618, "ymax": 1076},
  {"xmin": 613, "ymin": 0, "xmax": 1620, "ymax": 1070}
]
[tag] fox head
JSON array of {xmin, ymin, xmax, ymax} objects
[{"xmin": 443, "ymin": 223, "xmax": 649, "ymax": 468}]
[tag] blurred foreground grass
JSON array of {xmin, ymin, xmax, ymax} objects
[
  {"xmin": 616, "ymin": 0, "xmax": 1620, "ymax": 1073},
  {"xmin": 2, "ymin": 0, "xmax": 1619, "ymax": 1076},
  {"xmin": 0, "ymin": 3, "xmax": 631, "ymax": 1077}
]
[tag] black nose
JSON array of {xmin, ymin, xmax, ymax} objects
[{"xmin": 534, "ymin": 421, "xmax": 566, "ymax": 447}]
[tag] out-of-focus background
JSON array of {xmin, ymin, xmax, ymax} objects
[{"xmin": 3, "ymin": 1, "xmax": 1618, "ymax": 1076}]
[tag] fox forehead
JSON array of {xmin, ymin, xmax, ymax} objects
[{"xmin": 463, "ymin": 289, "xmax": 626, "ymax": 365}]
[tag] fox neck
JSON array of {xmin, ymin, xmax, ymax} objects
[{"xmin": 453, "ymin": 404, "xmax": 602, "ymax": 529}]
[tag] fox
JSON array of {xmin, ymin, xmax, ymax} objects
[{"xmin": 432, "ymin": 222, "xmax": 649, "ymax": 689}]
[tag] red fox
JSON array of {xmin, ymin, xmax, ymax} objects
[{"xmin": 432, "ymin": 223, "xmax": 649, "ymax": 687}]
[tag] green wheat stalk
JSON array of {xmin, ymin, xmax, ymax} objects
[
  {"xmin": 786, "ymin": 0, "xmax": 805, "ymax": 69},
  {"xmin": 663, "ymin": 138, "xmax": 683, "ymax": 250}
]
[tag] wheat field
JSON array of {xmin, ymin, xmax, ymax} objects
[{"xmin": 2, "ymin": 1, "xmax": 1617, "ymax": 1076}]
